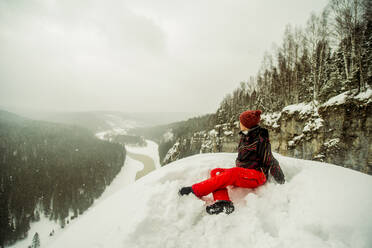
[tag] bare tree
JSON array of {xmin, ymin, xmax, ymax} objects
[
  {"xmin": 305, "ymin": 10, "xmax": 330, "ymax": 103},
  {"xmin": 329, "ymin": 0, "xmax": 365, "ymax": 92}
]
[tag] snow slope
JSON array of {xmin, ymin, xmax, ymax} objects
[
  {"xmin": 48, "ymin": 153, "xmax": 372, "ymax": 248},
  {"xmin": 94, "ymin": 156, "xmax": 143, "ymax": 204}
]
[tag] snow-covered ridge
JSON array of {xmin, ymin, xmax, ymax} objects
[
  {"xmin": 48, "ymin": 153, "xmax": 372, "ymax": 248},
  {"xmin": 264, "ymin": 86, "xmax": 371, "ymax": 124},
  {"xmin": 163, "ymin": 141, "xmax": 180, "ymax": 163},
  {"xmin": 282, "ymin": 101, "xmax": 316, "ymax": 117},
  {"xmin": 321, "ymin": 86, "xmax": 372, "ymax": 107}
]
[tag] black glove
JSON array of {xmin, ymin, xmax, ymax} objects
[{"xmin": 179, "ymin": 186, "xmax": 193, "ymax": 196}]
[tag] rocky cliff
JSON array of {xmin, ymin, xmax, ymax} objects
[{"xmin": 163, "ymin": 89, "xmax": 372, "ymax": 174}]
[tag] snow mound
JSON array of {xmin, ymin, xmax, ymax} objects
[
  {"xmin": 49, "ymin": 153, "xmax": 372, "ymax": 248},
  {"xmin": 322, "ymin": 86, "xmax": 372, "ymax": 107}
]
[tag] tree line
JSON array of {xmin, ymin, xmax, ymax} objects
[{"xmin": 217, "ymin": 0, "xmax": 371, "ymax": 124}]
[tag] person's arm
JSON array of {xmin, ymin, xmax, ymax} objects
[
  {"xmin": 260, "ymin": 140, "xmax": 285, "ymax": 184},
  {"xmin": 269, "ymin": 157, "xmax": 285, "ymax": 184}
]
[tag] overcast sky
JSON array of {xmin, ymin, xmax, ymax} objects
[{"xmin": 0, "ymin": 0, "xmax": 329, "ymax": 114}]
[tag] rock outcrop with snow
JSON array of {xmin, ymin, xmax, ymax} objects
[{"xmin": 163, "ymin": 88, "xmax": 372, "ymax": 174}]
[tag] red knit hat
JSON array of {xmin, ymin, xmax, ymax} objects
[{"xmin": 239, "ymin": 110, "xmax": 262, "ymax": 129}]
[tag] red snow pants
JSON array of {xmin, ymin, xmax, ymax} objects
[{"xmin": 191, "ymin": 167, "xmax": 266, "ymax": 202}]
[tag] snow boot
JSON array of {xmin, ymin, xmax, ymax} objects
[
  {"xmin": 206, "ymin": 200, "xmax": 235, "ymax": 215},
  {"xmin": 179, "ymin": 186, "xmax": 193, "ymax": 196}
]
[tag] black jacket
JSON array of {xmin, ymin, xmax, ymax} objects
[{"xmin": 236, "ymin": 125, "xmax": 285, "ymax": 184}]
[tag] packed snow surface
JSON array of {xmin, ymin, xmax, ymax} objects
[{"xmin": 48, "ymin": 153, "xmax": 372, "ymax": 248}]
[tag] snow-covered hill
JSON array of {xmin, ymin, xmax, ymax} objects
[{"xmin": 48, "ymin": 153, "xmax": 372, "ymax": 248}]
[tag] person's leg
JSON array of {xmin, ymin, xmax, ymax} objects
[
  {"xmin": 212, "ymin": 188, "xmax": 230, "ymax": 201},
  {"xmin": 191, "ymin": 167, "xmax": 237, "ymax": 198},
  {"xmin": 205, "ymin": 168, "xmax": 237, "ymax": 215},
  {"xmin": 178, "ymin": 168, "xmax": 229, "ymax": 197},
  {"xmin": 181, "ymin": 167, "xmax": 265, "ymax": 215},
  {"xmin": 209, "ymin": 168, "xmax": 266, "ymax": 201},
  {"xmin": 234, "ymin": 167, "xmax": 266, "ymax": 188},
  {"xmin": 210, "ymin": 168, "xmax": 230, "ymax": 201}
]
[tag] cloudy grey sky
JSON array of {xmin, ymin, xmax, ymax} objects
[{"xmin": 0, "ymin": 0, "xmax": 329, "ymax": 114}]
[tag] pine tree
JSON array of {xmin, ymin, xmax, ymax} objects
[{"xmin": 31, "ymin": 232, "xmax": 40, "ymax": 248}]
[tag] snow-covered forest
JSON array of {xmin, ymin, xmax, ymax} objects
[
  {"xmin": 0, "ymin": 111, "xmax": 126, "ymax": 247},
  {"xmin": 218, "ymin": 0, "xmax": 371, "ymax": 121}
]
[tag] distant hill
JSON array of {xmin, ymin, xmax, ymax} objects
[
  {"xmin": 0, "ymin": 109, "xmax": 30, "ymax": 124},
  {"xmin": 2, "ymin": 108, "xmax": 203, "ymax": 132}
]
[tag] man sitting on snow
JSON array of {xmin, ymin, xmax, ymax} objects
[{"xmin": 179, "ymin": 109, "xmax": 285, "ymax": 215}]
